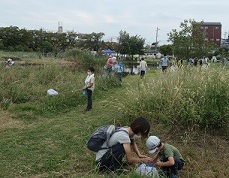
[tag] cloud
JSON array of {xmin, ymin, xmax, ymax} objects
[{"xmin": 0, "ymin": 0, "xmax": 228, "ymax": 44}]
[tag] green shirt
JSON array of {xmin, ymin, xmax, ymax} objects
[{"xmin": 161, "ymin": 143, "xmax": 184, "ymax": 161}]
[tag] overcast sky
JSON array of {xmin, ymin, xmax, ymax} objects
[{"xmin": 1, "ymin": 0, "xmax": 229, "ymax": 45}]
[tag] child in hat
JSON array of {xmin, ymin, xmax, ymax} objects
[{"xmin": 146, "ymin": 136, "xmax": 185, "ymax": 178}]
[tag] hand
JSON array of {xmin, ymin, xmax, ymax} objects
[
  {"xmin": 155, "ymin": 161, "xmax": 163, "ymax": 167},
  {"xmin": 141, "ymin": 157, "xmax": 152, "ymax": 164},
  {"xmin": 138, "ymin": 154, "xmax": 147, "ymax": 158}
]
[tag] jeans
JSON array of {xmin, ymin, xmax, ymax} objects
[
  {"xmin": 161, "ymin": 157, "xmax": 184, "ymax": 177},
  {"xmin": 86, "ymin": 89, "xmax": 92, "ymax": 110},
  {"xmin": 97, "ymin": 143, "xmax": 126, "ymax": 172},
  {"xmin": 117, "ymin": 72, "xmax": 122, "ymax": 82}
]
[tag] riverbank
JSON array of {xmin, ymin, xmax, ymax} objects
[{"xmin": 0, "ymin": 62, "xmax": 228, "ymax": 177}]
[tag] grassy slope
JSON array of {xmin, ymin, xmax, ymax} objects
[{"xmin": 0, "ymin": 70, "xmax": 228, "ymax": 178}]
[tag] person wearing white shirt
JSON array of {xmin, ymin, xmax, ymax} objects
[
  {"xmin": 82, "ymin": 67, "xmax": 95, "ymax": 112},
  {"xmin": 140, "ymin": 58, "xmax": 148, "ymax": 79}
]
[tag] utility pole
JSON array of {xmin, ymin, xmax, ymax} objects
[{"xmin": 155, "ymin": 27, "xmax": 160, "ymax": 52}]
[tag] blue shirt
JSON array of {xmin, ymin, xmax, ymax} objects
[
  {"xmin": 116, "ymin": 64, "xmax": 123, "ymax": 73},
  {"xmin": 161, "ymin": 57, "xmax": 169, "ymax": 67}
]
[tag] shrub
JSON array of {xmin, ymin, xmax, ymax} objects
[{"xmin": 64, "ymin": 48, "xmax": 104, "ymax": 71}]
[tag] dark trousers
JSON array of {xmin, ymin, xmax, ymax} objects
[
  {"xmin": 117, "ymin": 72, "xmax": 122, "ymax": 82},
  {"xmin": 140, "ymin": 70, "xmax": 145, "ymax": 78},
  {"xmin": 162, "ymin": 157, "xmax": 184, "ymax": 176},
  {"xmin": 86, "ymin": 89, "xmax": 92, "ymax": 110},
  {"xmin": 97, "ymin": 143, "xmax": 126, "ymax": 172}
]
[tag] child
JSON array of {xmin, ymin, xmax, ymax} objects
[
  {"xmin": 82, "ymin": 67, "xmax": 95, "ymax": 112},
  {"xmin": 146, "ymin": 136, "xmax": 185, "ymax": 178},
  {"xmin": 115, "ymin": 61, "xmax": 124, "ymax": 82}
]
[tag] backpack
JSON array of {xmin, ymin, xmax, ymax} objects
[{"xmin": 87, "ymin": 125, "xmax": 127, "ymax": 152}]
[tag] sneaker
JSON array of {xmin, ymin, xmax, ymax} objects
[{"xmin": 82, "ymin": 108, "xmax": 91, "ymax": 113}]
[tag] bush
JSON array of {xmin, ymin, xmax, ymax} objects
[{"xmin": 64, "ymin": 48, "xmax": 104, "ymax": 71}]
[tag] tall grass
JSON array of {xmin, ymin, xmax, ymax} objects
[
  {"xmin": 0, "ymin": 62, "xmax": 121, "ymax": 119},
  {"xmin": 64, "ymin": 48, "xmax": 105, "ymax": 71},
  {"xmin": 0, "ymin": 51, "xmax": 40, "ymax": 60},
  {"xmin": 115, "ymin": 66, "xmax": 229, "ymax": 135}
]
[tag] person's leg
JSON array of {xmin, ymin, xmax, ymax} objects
[
  {"xmin": 142, "ymin": 71, "xmax": 145, "ymax": 78},
  {"xmin": 98, "ymin": 143, "xmax": 126, "ymax": 172},
  {"xmin": 86, "ymin": 89, "xmax": 92, "ymax": 110},
  {"xmin": 120, "ymin": 73, "xmax": 123, "ymax": 82},
  {"xmin": 166, "ymin": 158, "xmax": 184, "ymax": 177},
  {"xmin": 117, "ymin": 72, "xmax": 122, "ymax": 82},
  {"xmin": 107, "ymin": 67, "xmax": 112, "ymax": 76},
  {"xmin": 140, "ymin": 70, "xmax": 143, "ymax": 79}
]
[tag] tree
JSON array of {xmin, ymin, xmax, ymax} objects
[
  {"xmin": 77, "ymin": 32, "xmax": 104, "ymax": 51},
  {"xmin": 168, "ymin": 19, "xmax": 213, "ymax": 60},
  {"xmin": 159, "ymin": 44, "xmax": 174, "ymax": 55},
  {"xmin": 117, "ymin": 30, "xmax": 145, "ymax": 60}
]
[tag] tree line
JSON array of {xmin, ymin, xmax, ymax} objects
[
  {"xmin": 1, "ymin": 19, "xmax": 226, "ymax": 59},
  {"xmin": 0, "ymin": 26, "xmax": 145, "ymax": 59}
]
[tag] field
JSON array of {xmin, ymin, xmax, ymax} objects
[{"xmin": 0, "ymin": 52, "xmax": 229, "ymax": 178}]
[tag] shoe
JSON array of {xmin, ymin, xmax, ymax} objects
[{"xmin": 82, "ymin": 108, "xmax": 91, "ymax": 113}]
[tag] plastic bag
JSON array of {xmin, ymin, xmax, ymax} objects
[
  {"xmin": 47, "ymin": 89, "xmax": 59, "ymax": 96},
  {"xmin": 82, "ymin": 89, "xmax": 87, "ymax": 95},
  {"xmin": 135, "ymin": 163, "xmax": 159, "ymax": 177}
]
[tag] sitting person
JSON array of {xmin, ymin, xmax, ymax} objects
[
  {"xmin": 146, "ymin": 136, "xmax": 185, "ymax": 178},
  {"xmin": 96, "ymin": 117, "xmax": 152, "ymax": 172}
]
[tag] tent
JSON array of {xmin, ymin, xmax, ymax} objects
[{"xmin": 102, "ymin": 49, "xmax": 116, "ymax": 54}]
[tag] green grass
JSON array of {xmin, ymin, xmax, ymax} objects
[{"xmin": 0, "ymin": 60, "xmax": 229, "ymax": 177}]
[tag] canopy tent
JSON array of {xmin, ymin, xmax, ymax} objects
[{"xmin": 102, "ymin": 49, "xmax": 116, "ymax": 54}]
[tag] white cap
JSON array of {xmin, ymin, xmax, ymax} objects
[{"xmin": 146, "ymin": 136, "xmax": 160, "ymax": 154}]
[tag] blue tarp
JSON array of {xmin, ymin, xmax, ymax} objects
[{"xmin": 102, "ymin": 49, "xmax": 116, "ymax": 54}]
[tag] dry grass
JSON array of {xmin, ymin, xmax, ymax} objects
[{"xmin": 0, "ymin": 110, "xmax": 25, "ymax": 130}]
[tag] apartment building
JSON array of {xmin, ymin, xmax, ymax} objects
[{"xmin": 201, "ymin": 22, "xmax": 222, "ymax": 47}]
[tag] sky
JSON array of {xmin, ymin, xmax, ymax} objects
[{"xmin": 1, "ymin": 0, "xmax": 229, "ymax": 45}]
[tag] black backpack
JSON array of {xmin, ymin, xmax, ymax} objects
[{"xmin": 87, "ymin": 125, "xmax": 128, "ymax": 152}]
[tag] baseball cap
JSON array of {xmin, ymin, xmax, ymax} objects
[{"xmin": 146, "ymin": 136, "xmax": 160, "ymax": 154}]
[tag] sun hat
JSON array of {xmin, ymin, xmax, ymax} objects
[{"xmin": 146, "ymin": 136, "xmax": 161, "ymax": 154}]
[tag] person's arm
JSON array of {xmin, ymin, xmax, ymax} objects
[
  {"xmin": 156, "ymin": 156, "xmax": 175, "ymax": 167},
  {"xmin": 132, "ymin": 141, "xmax": 147, "ymax": 158},
  {"xmin": 123, "ymin": 143, "xmax": 151, "ymax": 164},
  {"xmin": 82, "ymin": 83, "xmax": 93, "ymax": 90},
  {"xmin": 82, "ymin": 77, "xmax": 94, "ymax": 90}
]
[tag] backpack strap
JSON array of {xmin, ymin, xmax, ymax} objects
[{"xmin": 100, "ymin": 127, "xmax": 129, "ymax": 150}]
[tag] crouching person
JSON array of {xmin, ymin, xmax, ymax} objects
[
  {"xmin": 96, "ymin": 117, "xmax": 152, "ymax": 172},
  {"xmin": 146, "ymin": 136, "xmax": 185, "ymax": 178}
]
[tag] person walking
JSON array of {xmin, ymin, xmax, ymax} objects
[
  {"xmin": 95, "ymin": 117, "xmax": 152, "ymax": 172},
  {"xmin": 160, "ymin": 55, "xmax": 169, "ymax": 73},
  {"xmin": 139, "ymin": 58, "xmax": 148, "ymax": 79},
  {"xmin": 82, "ymin": 67, "xmax": 95, "ymax": 112}
]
